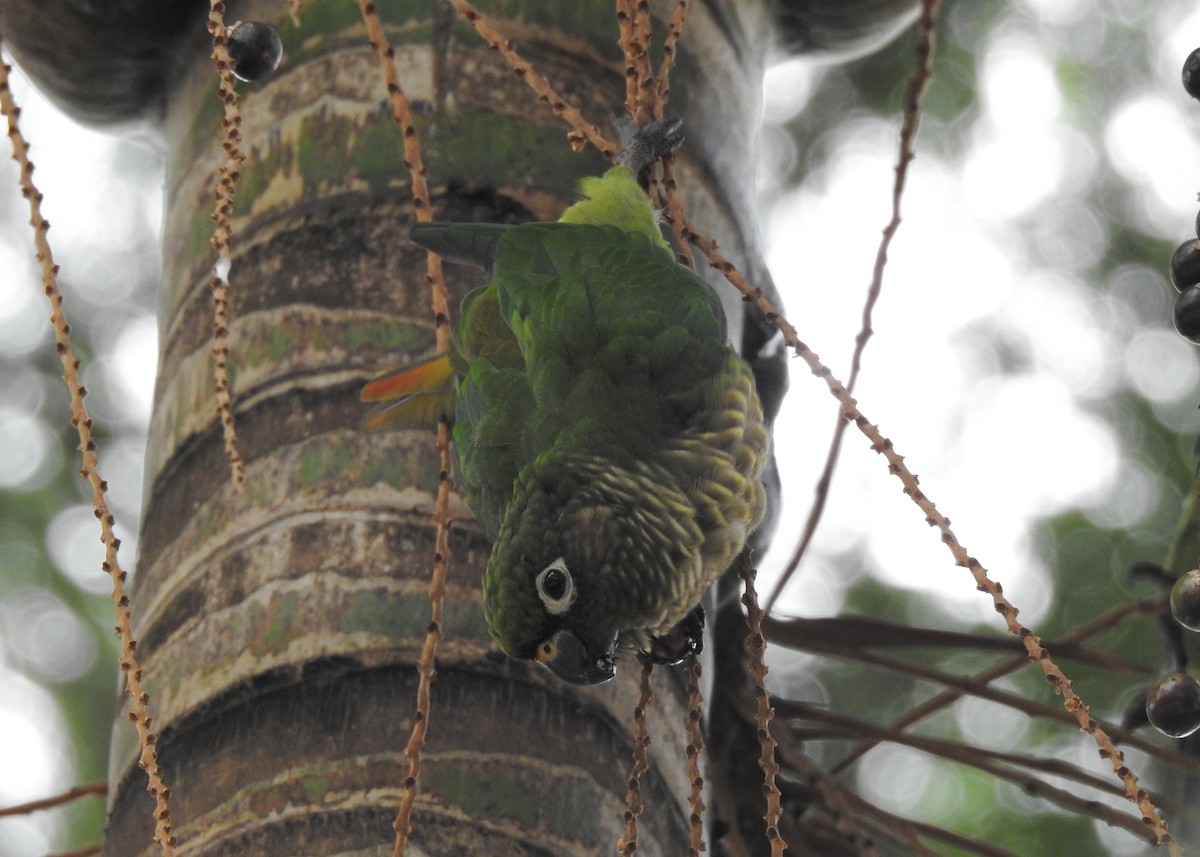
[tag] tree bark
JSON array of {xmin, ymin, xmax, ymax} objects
[{"xmin": 0, "ymin": 1, "xmax": 915, "ymax": 855}]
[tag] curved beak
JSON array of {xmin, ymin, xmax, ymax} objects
[{"xmin": 540, "ymin": 629, "xmax": 617, "ymax": 685}]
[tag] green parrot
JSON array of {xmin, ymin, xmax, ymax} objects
[{"xmin": 364, "ymin": 142, "xmax": 768, "ymax": 684}]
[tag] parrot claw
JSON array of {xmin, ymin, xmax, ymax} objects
[
  {"xmin": 615, "ymin": 115, "xmax": 684, "ymax": 177},
  {"xmin": 638, "ymin": 604, "xmax": 705, "ymax": 667}
]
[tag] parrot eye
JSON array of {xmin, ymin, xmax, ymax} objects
[
  {"xmin": 535, "ymin": 557, "xmax": 576, "ymax": 614},
  {"xmin": 535, "ymin": 639, "xmax": 558, "ymax": 662}
]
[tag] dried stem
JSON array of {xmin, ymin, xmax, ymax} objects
[
  {"xmin": 618, "ymin": 662, "xmax": 654, "ymax": 857},
  {"xmin": 764, "ymin": 0, "xmax": 939, "ymax": 616},
  {"xmin": 737, "ymin": 555, "xmax": 787, "ymax": 856},
  {"xmin": 652, "ymin": 0, "xmax": 689, "ymax": 117},
  {"xmin": 389, "ymin": 420, "xmax": 452, "ymax": 857},
  {"xmin": 0, "ymin": 51, "xmax": 176, "ymax": 857},
  {"xmin": 445, "ymin": 0, "xmax": 618, "ymax": 157},
  {"xmin": 614, "ymin": 0, "xmax": 655, "ymax": 122},
  {"xmin": 636, "ymin": 0, "xmax": 692, "ymax": 270},
  {"xmin": 615, "ymin": 0, "xmax": 641, "ymax": 118},
  {"xmin": 355, "ymin": 4, "xmax": 454, "ymax": 854},
  {"xmin": 0, "ymin": 782, "xmax": 106, "ymax": 817},
  {"xmin": 683, "ymin": 658, "xmax": 707, "ymax": 857},
  {"xmin": 358, "ymin": 0, "xmax": 449, "ymax": 349},
  {"xmin": 655, "ymin": 157, "xmax": 695, "ymax": 269},
  {"xmin": 206, "ymin": 0, "xmax": 247, "ymax": 490},
  {"xmin": 686, "ymin": 224, "xmax": 802, "ymax": 348},
  {"xmin": 629, "ymin": 0, "xmax": 655, "ymax": 123}
]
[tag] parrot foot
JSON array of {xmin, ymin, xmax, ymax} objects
[
  {"xmin": 615, "ymin": 114, "xmax": 684, "ymax": 177},
  {"xmin": 638, "ymin": 604, "xmax": 705, "ymax": 666}
]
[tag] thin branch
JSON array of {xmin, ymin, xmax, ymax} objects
[
  {"xmin": 764, "ymin": 614, "xmax": 1152, "ymax": 674},
  {"xmin": 629, "ymin": 0, "xmax": 655, "ymax": 123},
  {"xmin": 0, "ymin": 783, "xmax": 106, "ymax": 817},
  {"xmin": 0, "ymin": 49, "xmax": 176, "ymax": 857},
  {"xmin": 738, "ymin": 555, "xmax": 788, "ymax": 856},
  {"xmin": 358, "ymin": 0, "xmax": 449, "ymax": 349},
  {"xmin": 764, "ymin": 0, "xmax": 939, "ymax": 616},
  {"xmin": 638, "ymin": 0, "xmax": 693, "ymax": 268},
  {"xmin": 618, "ymin": 662, "xmax": 654, "ymax": 857},
  {"xmin": 850, "ymin": 0, "xmax": 939, "ymax": 391},
  {"xmin": 615, "ymin": 0, "xmax": 641, "ymax": 118},
  {"xmin": 652, "ymin": 0, "xmax": 689, "ymax": 118},
  {"xmin": 389, "ymin": 420, "xmax": 452, "ymax": 857},
  {"xmin": 206, "ymin": 0, "xmax": 247, "ymax": 491},
  {"xmin": 656, "ymin": 157, "xmax": 695, "ymax": 268},
  {"xmin": 687, "ymin": 224, "xmax": 803, "ymax": 346},
  {"xmin": 355, "ymin": 5, "xmax": 454, "ymax": 855},
  {"xmin": 684, "ymin": 657, "xmax": 707, "ymax": 857}
]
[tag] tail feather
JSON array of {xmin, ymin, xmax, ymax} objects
[
  {"xmin": 363, "ymin": 390, "xmax": 455, "ymax": 432},
  {"xmin": 361, "ymin": 353, "xmax": 454, "ymax": 402},
  {"xmin": 410, "ymin": 222, "xmax": 510, "ymax": 273},
  {"xmin": 362, "ymin": 353, "xmax": 456, "ymax": 431}
]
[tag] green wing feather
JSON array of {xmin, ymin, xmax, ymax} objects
[
  {"xmin": 449, "ymin": 282, "xmax": 533, "ymax": 535},
  {"xmin": 408, "ymin": 222, "xmax": 507, "ymax": 272},
  {"xmin": 489, "ymin": 222, "xmax": 728, "ymax": 456}
]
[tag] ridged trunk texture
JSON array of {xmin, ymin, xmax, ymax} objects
[{"xmin": 101, "ymin": 2, "xmax": 780, "ymax": 856}]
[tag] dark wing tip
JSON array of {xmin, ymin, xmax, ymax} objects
[{"xmin": 410, "ymin": 222, "xmax": 510, "ymax": 274}]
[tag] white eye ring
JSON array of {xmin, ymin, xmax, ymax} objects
[{"xmin": 536, "ymin": 558, "xmax": 576, "ymax": 615}]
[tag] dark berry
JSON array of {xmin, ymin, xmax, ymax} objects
[
  {"xmin": 228, "ymin": 21, "xmax": 283, "ymax": 83},
  {"xmin": 1171, "ymin": 570, "xmax": 1200, "ymax": 631},
  {"xmin": 1174, "ymin": 285, "xmax": 1200, "ymax": 343},
  {"xmin": 1145, "ymin": 673, "xmax": 1200, "ymax": 738},
  {"xmin": 1170, "ymin": 239, "xmax": 1200, "ymax": 290},
  {"xmin": 1185, "ymin": 48, "xmax": 1200, "ymax": 100}
]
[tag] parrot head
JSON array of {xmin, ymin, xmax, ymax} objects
[{"xmin": 482, "ymin": 457, "xmax": 704, "ymax": 685}]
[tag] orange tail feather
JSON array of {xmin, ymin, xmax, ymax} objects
[{"xmin": 362, "ymin": 353, "xmax": 455, "ymax": 402}]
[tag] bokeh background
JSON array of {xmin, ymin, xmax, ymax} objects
[{"xmin": 3, "ymin": 0, "xmax": 1200, "ymax": 854}]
